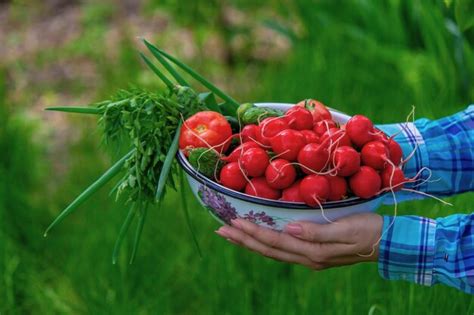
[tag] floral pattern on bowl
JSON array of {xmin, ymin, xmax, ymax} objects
[{"xmin": 198, "ymin": 185, "xmax": 278, "ymax": 228}]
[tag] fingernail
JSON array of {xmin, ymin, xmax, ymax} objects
[
  {"xmin": 231, "ymin": 219, "xmax": 242, "ymax": 229},
  {"xmin": 285, "ymin": 223, "xmax": 302, "ymax": 235},
  {"xmin": 215, "ymin": 227, "xmax": 229, "ymax": 238},
  {"xmin": 226, "ymin": 238, "xmax": 238, "ymax": 245}
]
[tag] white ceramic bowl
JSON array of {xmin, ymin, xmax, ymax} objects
[{"xmin": 177, "ymin": 103, "xmax": 386, "ymax": 230}]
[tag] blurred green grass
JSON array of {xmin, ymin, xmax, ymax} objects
[{"xmin": 1, "ymin": 0, "xmax": 474, "ymax": 314}]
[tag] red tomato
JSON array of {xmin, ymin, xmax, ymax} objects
[
  {"xmin": 284, "ymin": 107, "xmax": 313, "ymax": 130},
  {"xmin": 296, "ymin": 99, "xmax": 332, "ymax": 123},
  {"xmin": 255, "ymin": 117, "xmax": 289, "ymax": 147},
  {"xmin": 180, "ymin": 111, "xmax": 232, "ymax": 155}
]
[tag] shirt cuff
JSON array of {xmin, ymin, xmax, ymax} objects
[
  {"xmin": 378, "ymin": 215, "xmax": 436, "ymax": 286},
  {"xmin": 375, "ymin": 122, "xmax": 429, "ymax": 180}
]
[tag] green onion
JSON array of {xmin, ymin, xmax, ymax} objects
[
  {"xmin": 129, "ymin": 203, "xmax": 149, "ymax": 264},
  {"xmin": 143, "ymin": 40, "xmax": 189, "ymax": 87},
  {"xmin": 142, "ymin": 39, "xmax": 240, "ymax": 112},
  {"xmin": 112, "ymin": 203, "xmax": 137, "ymax": 264},
  {"xmin": 179, "ymin": 169, "xmax": 202, "ymax": 258},
  {"xmin": 45, "ymin": 106, "xmax": 102, "ymax": 115},
  {"xmin": 139, "ymin": 52, "xmax": 175, "ymax": 90},
  {"xmin": 44, "ymin": 149, "xmax": 134, "ymax": 237},
  {"xmin": 155, "ymin": 122, "xmax": 182, "ymax": 201}
]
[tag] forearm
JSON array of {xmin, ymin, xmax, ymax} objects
[{"xmin": 378, "ymin": 214, "xmax": 474, "ymax": 294}]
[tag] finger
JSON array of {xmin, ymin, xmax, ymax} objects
[
  {"xmin": 230, "ymin": 218, "xmax": 315, "ymax": 256},
  {"xmin": 216, "ymin": 225, "xmax": 321, "ymax": 269},
  {"xmin": 284, "ymin": 220, "xmax": 355, "ymax": 244},
  {"xmin": 231, "ymin": 218, "xmax": 359, "ymax": 260}
]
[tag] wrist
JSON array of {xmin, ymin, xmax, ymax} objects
[{"xmin": 367, "ymin": 214, "xmax": 383, "ymax": 262}]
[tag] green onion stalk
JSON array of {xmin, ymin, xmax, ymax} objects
[{"xmin": 43, "ymin": 40, "xmax": 245, "ymax": 263}]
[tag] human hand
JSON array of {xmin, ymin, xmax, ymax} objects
[{"xmin": 215, "ymin": 213, "xmax": 383, "ymax": 270}]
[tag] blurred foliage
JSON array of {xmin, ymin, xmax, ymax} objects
[{"xmin": 1, "ymin": 0, "xmax": 474, "ymax": 314}]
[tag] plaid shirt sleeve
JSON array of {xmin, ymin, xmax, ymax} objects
[
  {"xmin": 375, "ymin": 105, "xmax": 474, "ymax": 294},
  {"xmin": 378, "ymin": 214, "xmax": 474, "ymax": 294}
]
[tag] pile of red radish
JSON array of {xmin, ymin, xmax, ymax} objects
[{"xmin": 186, "ymin": 99, "xmax": 406, "ymax": 208}]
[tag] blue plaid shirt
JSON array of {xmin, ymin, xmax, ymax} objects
[{"xmin": 376, "ymin": 105, "xmax": 474, "ymax": 294}]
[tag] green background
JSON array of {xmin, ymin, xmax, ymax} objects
[{"xmin": 1, "ymin": 0, "xmax": 474, "ymax": 314}]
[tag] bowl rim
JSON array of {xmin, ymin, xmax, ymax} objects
[{"xmin": 176, "ymin": 102, "xmax": 386, "ymax": 210}]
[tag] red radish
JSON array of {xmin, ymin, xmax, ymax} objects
[
  {"xmin": 313, "ymin": 119, "xmax": 337, "ymax": 136},
  {"xmin": 381, "ymin": 165, "xmax": 405, "ymax": 191},
  {"xmin": 300, "ymin": 130, "xmax": 320, "ymax": 144},
  {"xmin": 245, "ymin": 177, "xmax": 281, "ymax": 200},
  {"xmin": 327, "ymin": 176, "xmax": 348, "ymax": 201},
  {"xmin": 371, "ymin": 131, "xmax": 403, "ymax": 165},
  {"xmin": 220, "ymin": 162, "xmax": 247, "ymax": 191},
  {"xmin": 281, "ymin": 180, "xmax": 304, "ymax": 202},
  {"xmin": 361, "ymin": 141, "xmax": 390, "ymax": 170},
  {"xmin": 320, "ymin": 128, "xmax": 352, "ymax": 148},
  {"xmin": 222, "ymin": 142, "xmax": 260, "ymax": 162},
  {"xmin": 271, "ymin": 129, "xmax": 306, "ymax": 161},
  {"xmin": 240, "ymin": 124, "xmax": 259, "ymax": 143},
  {"xmin": 297, "ymin": 143, "xmax": 330, "ymax": 174},
  {"xmin": 255, "ymin": 117, "xmax": 289, "ymax": 146},
  {"xmin": 346, "ymin": 115, "xmax": 374, "ymax": 148},
  {"xmin": 240, "ymin": 147, "xmax": 269, "ymax": 177},
  {"xmin": 333, "ymin": 146, "xmax": 360, "ymax": 176},
  {"xmin": 285, "ymin": 106, "xmax": 313, "ymax": 130},
  {"xmin": 387, "ymin": 139, "xmax": 403, "ymax": 165},
  {"xmin": 349, "ymin": 166, "xmax": 381, "ymax": 199},
  {"xmin": 265, "ymin": 159, "xmax": 297, "ymax": 189},
  {"xmin": 372, "ymin": 130, "xmax": 389, "ymax": 144},
  {"xmin": 295, "ymin": 99, "xmax": 332, "ymax": 122},
  {"xmin": 299, "ymin": 175, "xmax": 330, "ymax": 207}
]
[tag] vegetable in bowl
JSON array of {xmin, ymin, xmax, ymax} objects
[
  {"xmin": 43, "ymin": 39, "xmax": 406, "ymax": 261},
  {"xmin": 177, "ymin": 103, "xmax": 390, "ymax": 230}
]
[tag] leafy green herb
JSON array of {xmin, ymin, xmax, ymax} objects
[{"xmin": 45, "ymin": 44, "xmax": 242, "ymax": 262}]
